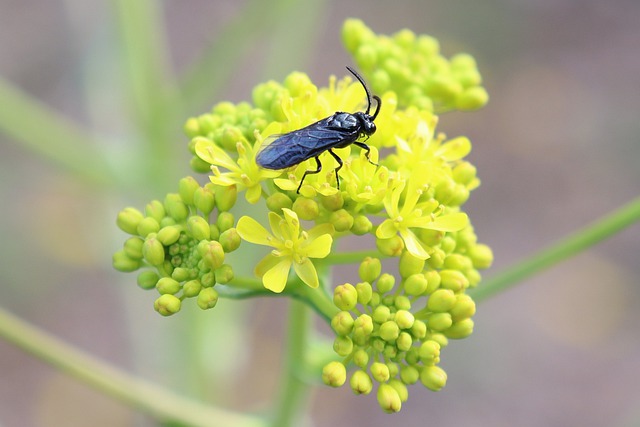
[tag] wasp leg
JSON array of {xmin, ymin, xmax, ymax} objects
[
  {"xmin": 297, "ymin": 156, "xmax": 323, "ymax": 194},
  {"xmin": 354, "ymin": 141, "xmax": 378, "ymax": 167},
  {"xmin": 327, "ymin": 149, "xmax": 344, "ymax": 189}
]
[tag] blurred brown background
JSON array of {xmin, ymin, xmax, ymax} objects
[{"xmin": 1, "ymin": 0, "xmax": 639, "ymax": 426}]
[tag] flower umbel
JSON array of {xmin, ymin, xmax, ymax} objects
[{"xmin": 236, "ymin": 209, "xmax": 334, "ymax": 292}]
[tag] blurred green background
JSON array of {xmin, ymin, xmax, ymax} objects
[{"xmin": 1, "ymin": 0, "xmax": 639, "ymax": 426}]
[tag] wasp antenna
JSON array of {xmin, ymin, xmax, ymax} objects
[{"xmin": 346, "ymin": 66, "xmax": 373, "ymax": 115}]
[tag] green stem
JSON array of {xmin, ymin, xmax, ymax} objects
[
  {"xmin": 0, "ymin": 306, "xmax": 264, "ymax": 427},
  {"xmin": 470, "ymin": 196, "xmax": 640, "ymax": 303},
  {"xmin": 270, "ymin": 299, "xmax": 311, "ymax": 427},
  {"xmin": 324, "ymin": 249, "xmax": 387, "ymax": 265},
  {"xmin": 293, "ymin": 285, "xmax": 340, "ymax": 323}
]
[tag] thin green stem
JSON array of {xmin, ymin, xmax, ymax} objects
[
  {"xmin": 270, "ymin": 298, "xmax": 311, "ymax": 427},
  {"xmin": 470, "ymin": 196, "xmax": 640, "ymax": 303},
  {"xmin": 324, "ymin": 249, "xmax": 387, "ymax": 265},
  {"xmin": 0, "ymin": 306, "xmax": 264, "ymax": 427}
]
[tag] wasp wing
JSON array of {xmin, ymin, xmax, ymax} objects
[{"xmin": 256, "ymin": 116, "xmax": 360, "ymax": 170}]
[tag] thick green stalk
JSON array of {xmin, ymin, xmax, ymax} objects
[
  {"xmin": 470, "ymin": 196, "xmax": 640, "ymax": 302},
  {"xmin": 0, "ymin": 306, "xmax": 264, "ymax": 427}
]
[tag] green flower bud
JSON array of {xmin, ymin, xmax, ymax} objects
[
  {"xmin": 379, "ymin": 321, "xmax": 400, "ymax": 342},
  {"xmin": 370, "ymin": 362, "xmax": 390, "ymax": 382},
  {"xmin": 429, "ymin": 333, "xmax": 449, "ymax": 349},
  {"xmin": 221, "ymin": 126, "xmax": 246, "ymax": 151},
  {"xmin": 160, "ymin": 216, "xmax": 176, "ymax": 228},
  {"xmin": 377, "ymin": 383, "xmax": 402, "ymax": 413},
  {"xmin": 354, "ymin": 314, "xmax": 374, "ymax": 335},
  {"xmin": 353, "ymin": 348, "xmax": 369, "ymax": 368},
  {"xmin": 214, "ymin": 264, "xmax": 234, "ymax": 284},
  {"xmin": 400, "ymin": 365, "xmax": 420, "ymax": 385},
  {"xmin": 355, "ymin": 282, "xmax": 373, "ymax": 305},
  {"xmin": 371, "ymin": 69, "xmax": 391, "ymax": 94},
  {"xmin": 399, "ymin": 251, "xmax": 425, "ymax": 278},
  {"xmin": 171, "ymin": 267, "xmax": 190, "ymax": 282},
  {"xmin": 397, "ymin": 332, "xmax": 413, "ymax": 351},
  {"xmin": 455, "ymin": 87, "xmax": 489, "ymax": 111},
  {"xmin": 292, "ymin": 197, "xmax": 319, "ymax": 221},
  {"xmin": 117, "ymin": 207, "xmax": 144, "ymax": 234},
  {"xmin": 219, "ymin": 228, "xmax": 241, "ymax": 253},
  {"xmin": 164, "ymin": 194, "xmax": 189, "ymax": 222},
  {"xmin": 137, "ymin": 271, "xmax": 159, "ymax": 290},
  {"xmin": 333, "ymin": 283, "xmax": 358, "ymax": 310},
  {"xmin": 156, "ymin": 225, "xmax": 181, "ymax": 246},
  {"xmin": 350, "ymin": 370, "xmax": 373, "ymax": 395},
  {"xmin": 266, "ymin": 192, "xmax": 292, "ymax": 212},
  {"xmin": 358, "ymin": 257, "xmax": 381, "ymax": 283},
  {"xmin": 179, "ymin": 176, "xmax": 200, "ymax": 206},
  {"xmin": 440, "ymin": 236, "xmax": 456, "ymax": 254},
  {"xmin": 322, "ymin": 361, "xmax": 346, "ymax": 387},
  {"xmin": 440, "ymin": 269, "xmax": 469, "ymax": 292},
  {"xmin": 427, "ymin": 289, "xmax": 456, "ymax": 312},
  {"xmin": 112, "ymin": 250, "xmax": 141, "ymax": 272},
  {"xmin": 411, "ymin": 319, "xmax": 427, "ymax": 339},
  {"xmin": 466, "ymin": 268, "xmax": 481, "ymax": 287},
  {"xmin": 450, "ymin": 294, "xmax": 476, "ymax": 321},
  {"xmin": 387, "ymin": 362, "xmax": 399, "ymax": 378},
  {"xmin": 187, "ymin": 216, "xmax": 211, "ymax": 241},
  {"xmin": 376, "ymin": 235, "xmax": 404, "ymax": 257},
  {"xmin": 420, "ymin": 365, "xmax": 447, "ymax": 391},
  {"xmin": 183, "ymin": 118, "xmax": 200, "ymax": 138},
  {"xmin": 198, "ymin": 240, "xmax": 225, "ymax": 269},
  {"xmin": 355, "ymin": 44, "xmax": 377, "ymax": 70},
  {"xmin": 418, "ymin": 229, "xmax": 444, "ymax": 247},
  {"xmin": 183, "ymin": 279, "xmax": 202, "ymax": 298},
  {"xmin": 154, "ymin": 294, "xmax": 181, "ymax": 316},
  {"xmin": 394, "ymin": 295, "xmax": 411, "ymax": 311},
  {"xmin": 426, "ymin": 248, "xmax": 445, "ymax": 269},
  {"xmin": 145, "ymin": 200, "xmax": 166, "ymax": 223},
  {"xmin": 209, "ymin": 224, "xmax": 220, "ymax": 241},
  {"xmin": 193, "ymin": 187, "xmax": 215, "ymax": 216},
  {"xmin": 329, "ymin": 209, "xmax": 354, "ymax": 232},
  {"xmin": 351, "ymin": 215, "xmax": 373, "ymax": 235},
  {"xmin": 388, "ymin": 379, "xmax": 409, "ymax": 403},
  {"xmin": 142, "ymin": 236, "xmax": 165, "ymax": 266},
  {"xmin": 395, "ymin": 310, "xmax": 415, "ymax": 330},
  {"xmin": 342, "ymin": 18, "xmax": 375, "ymax": 53},
  {"xmin": 123, "ymin": 237, "xmax": 144, "ymax": 260},
  {"xmin": 331, "ymin": 311, "xmax": 354, "ymax": 336},
  {"xmin": 217, "ymin": 211, "xmax": 235, "ymax": 232},
  {"xmin": 376, "ymin": 273, "xmax": 395, "ymax": 294},
  {"xmin": 137, "ymin": 217, "xmax": 160, "ymax": 237},
  {"xmin": 369, "ymin": 293, "xmax": 381, "ymax": 307},
  {"xmin": 419, "ymin": 340, "xmax": 441, "ymax": 364},
  {"xmin": 215, "ymin": 184, "xmax": 237, "ymax": 211},
  {"xmin": 428, "ymin": 312, "xmax": 453, "ymax": 331},
  {"xmin": 333, "ymin": 336, "xmax": 354, "ymax": 357},
  {"xmin": 190, "ymin": 156, "xmax": 211, "ymax": 173},
  {"xmin": 403, "ymin": 273, "xmax": 428, "ymax": 296},
  {"xmin": 372, "ymin": 306, "xmax": 391, "ymax": 324},
  {"xmin": 469, "ymin": 243, "xmax": 493, "ymax": 269},
  {"xmin": 443, "ymin": 253, "xmax": 472, "ymax": 271},
  {"xmin": 197, "ymin": 287, "xmax": 219, "ymax": 310},
  {"xmin": 424, "ymin": 270, "xmax": 441, "ymax": 294},
  {"xmin": 156, "ymin": 277, "xmax": 181, "ymax": 295},
  {"xmin": 200, "ymin": 271, "xmax": 215, "ymax": 287},
  {"xmin": 452, "ymin": 161, "xmax": 477, "ymax": 186},
  {"xmin": 444, "ymin": 318, "xmax": 474, "ymax": 339}
]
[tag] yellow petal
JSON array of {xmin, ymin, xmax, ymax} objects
[
  {"xmin": 262, "ymin": 258, "xmax": 292, "ymax": 293},
  {"xmin": 236, "ymin": 216, "xmax": 273, "ymax": 246},
  {"xmin": 245, "ymin": 184, "xmax": 262, "ymax": 204},
  {"xmin": 293, "ymin": 258, "xmax": 319, "ymax": 288},
  {"xmin": 255, "ymin": 253, "xmax": 281, "ymax": 277},
  {"xmin": 425, "ymin": 212, "xmax": 469, "ymax": 232},
  {"xmin": 304, "ymin": 234, "xmax": 333, "ymax": 258},
  {"xmin": 195, "ymin": 138, "xmax": 238, "ymax": 171},
  {"xmin": 376, "ymin": 219, "xmax": 398, "ymax": 239},
  {"xmin": 400, "ymin": 229, "xmax": 430, "ymax": 260},
  {"xmin": 436, "ymin": 136, "xmax": 471, "ymax": 161}
]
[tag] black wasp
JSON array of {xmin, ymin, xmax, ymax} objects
[{"xmin": 256, "ymin": 66, "xmax": 381, "ymax": 193}]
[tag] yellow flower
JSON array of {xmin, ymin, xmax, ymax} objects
[{"xmin": 236, "ymin": 209, "xmax": 334, "ymax": 292}]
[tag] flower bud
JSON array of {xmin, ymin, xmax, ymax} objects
[
  {"xmin": 187, "ymin": 216, "xmax": 211, "ymax": 241},
  {"xmin": 370, "ymin": 362, "xmax": 390, "ymax": 382},
  {"xmin": 376, "ymin": 273, "xmax": 395, "ymax": 294},
  {"xmin": 112, "ymin": 250, "xmax": 141, "ymax": 272},
  {"xmin": 164, "ymin": 194, "xmax": 189, "ymax": 221},
  {"xmin": 190, "ymin": 156, "xmax": 211, "ymax": 173},
  {"xmin": 353, "ymin": 348, "xmax": 369, "ymax": 368},
  {"xmin": 377, "ymin": 383, "xmax": 402, "ymax": 413},
  {"xmin": 197, "ymin": 287, "xmax": 219, "ymax": 310},
  {"xmin": 193, "ymin": 187, "xmax": 215, "ymax": 216},
  {"xmin": 399, "ymin": 251, "xmax": 425, "ymax": 278},
  {"xmin": 376, "ymin": 235, "xmax": 404, "ymax": 257},
  {"xmin": 154, "ymin": 294, "xmax": 181, "ymax": 316},
  {"xmin": 179, "ymin": 176, "xmax": 200, "ymax": 205},
  {"xmin": 424, "ymin": 270, "xmax": 441, "ymax": 294},
  {"xmin": 217, "ymin": 211, "xmax": 235, "ymax": 232},
  {"xmin": 411, "ymin": 320, "xmax": 427, "ymax": 339},
  {"xmin": 400, "ymin": 365, "xmax": 419, "ymax": 385},
  {"xmin": 145, "ymin": 200, "xmax": 166, "ymax": 223},
  {"xmin": 351, "ymin": 215, "xmax": 372, "ymax": 235},
  {"xmin": 123, "ymin": 237, "xmax": 144, "ymax": 260},
  {"xmin": 322, "ymin": 361, "xmax": 346, "ymax": 387},
  {"xmin": 444, "ymin": 318, "xmax": 474, "ymax": 339},
  {"xmin": 333, "ymin": 336, "xmax": 354, "ymax": 357},
  {"xmin": 333, "ymin": 283, "xmax": 358, "ymax": 310},
  {"xmin": 403, "ymin": 273, "xmax": 427, "ymax": 295},
  {"xmin": 388, "ymin": 379, "xmax": 409, "ymax": 403},
  {"xmin": 420, "ymin": 365, "xmax": 447, "ymax": 391},
  {"xmin": 215, "ymin": 184, "xmax": 237, "ymax": 211},
  {"xmin": 397, "ymin": 332, "xmax": 413, "ymax": 351},
  {"xmin": 292, "ymin": 197, "xmax": 319, "ymax": 221},
  {"xmin": 394, "ymin": 295, "xmax": 411, "ymax": 311},
  {"xmin": 372, "ymin": 305, "xmax": 391, "ymax": 324},
  {"xmin": 137, "ymin": 271, "xmax": 159, "ymax": 290},
  {"xmin": 136, "ymin": 217, "xmax": 160, "ymax": 237},
  {"xmin": 219, "ymin": 228, "xmax": 241, "ymax": 253},
  {"xmin": 209, "ymin": 224, "xmax": 220, "ymax": 241},
  {"xmin": 157, "ymin": 225, "xmax": 181, "ymax": 246},
  {"xmin": 450, "ymin": 294, "xmax": 476, "ymax": 321},
  {"xmin": 379, "ymin": 321, "xmax": 400, "ymax": 342},
  {"xmin": 469, "ymin": 243, "xmax": 494, "ymax": 269},
  {"xmin": 455, "ymin": 87, "xmax": 489, "ymax": 111},
  {"xmin": 419, "ymin": 340, "xmax": 441, "ymax": 364},
  {"xmin": 355, "ymin": 282, "xmax": 373, "ymax": 305},
  {"xmin": 142, "ymin": 236, "xmax": 165, "ymax": 266},
  {"xmin": 350, "ymin": 370, "xmax": 373, "ymax": 395},
  {"xmin": 117, "ymin": 207, "xmax": 144, "ymax": 234},
  {"xmin": 427, "ymin": 289, "xmax": 456, "ymax": 312},
  {"xmin": 395, "ymin": 310, "xmax": 415, "ymax": 330},
  {"xmin": 329, "ymin": 209, "xmax": 354, "ymax": 232},
  {"xmin": 214, "ymin": 264, "xmax": 234, "ymax": 284},
  {"xmin": 452, "ymin": 161, "xmax": 477, "ymax": 186},
  {"xmin": 439, "ymin": 269, "xmax": 469, "ymax": 292},
  {"xmin": 156, "ymin": 277, "xmax": 181, "ymax": 295},
  {"xmin": 358, "ymin": 257, "xmax": 381, "ymax": 283},
  {"xmin": 443, "ymin": 253, "xmax": 472, "ymax": 271},
  {"xmin": 200, "ymin": 271, "xmax": 215, "ymax": 287},
  {"xmin": 171, "ymin": 267, "xmax": 190, "ymax": 282},
  {"xmin": 198, "ymin": 240, "xmax": 225, "ymax": 269},
  {"xmin": 320, "ymin": 192, "xmax": 344, "ymax": 211},
  {"xmin": 266, "ymin": 192, "xmax": 292, "ymax": 212},
  {"xmin": 428, "ymin": 313, "xmax": 453, "ymax": 331},
  {"xmin": 331, "ymin": 311, "xmax": 354, "ymax": 336},
  {"xmin": 183, "ymin": 279, "xmax": 202, "ymax": 297}
]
